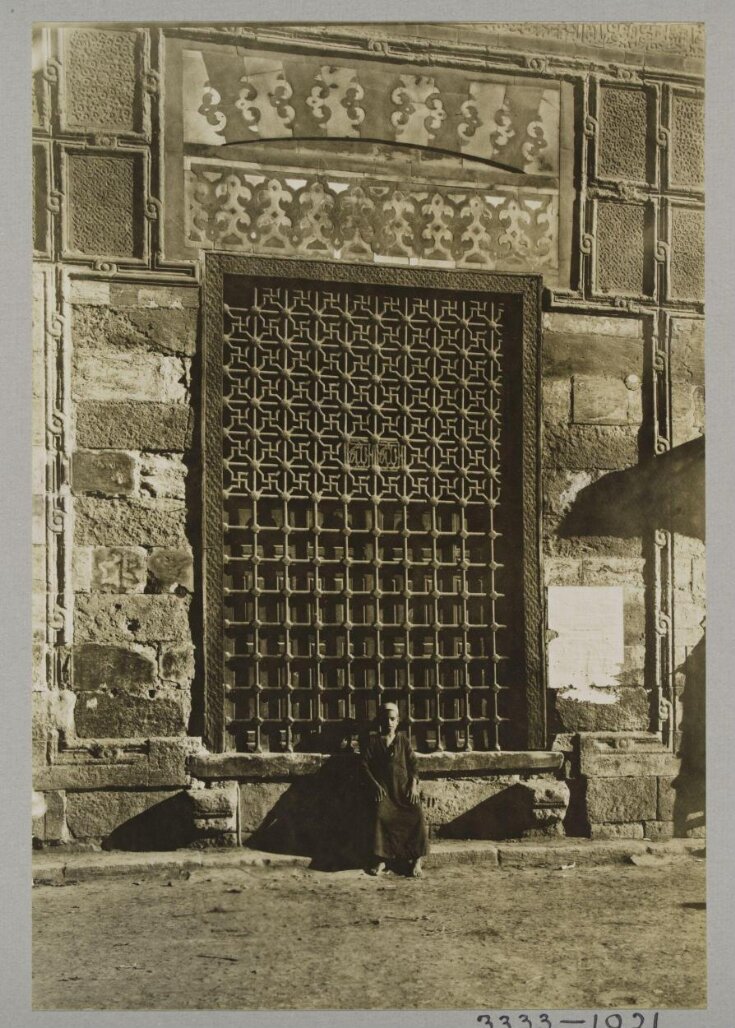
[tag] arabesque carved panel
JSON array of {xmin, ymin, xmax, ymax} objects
[
  {"xmin": 595, "ymin": 201, "xmax": 650, "ymax": 297},
  {"xmin": 64, "ymin": 151, "xmax": 144, "ymax": 261},
  {"xmin": 670, "ymin": 93, "xmax": 704, "ymax": 191},
  {"xmin": 669, "ymin": 206, "xmax": 704, "ymax": 302},
  {"xmin": 186, "ymin": 159, "xmax": 559, "ymax": 273},
  {"xmin": 181, "ymin": 45, "xmax": 561, "ymax": 175},
  {"xmin": 62, "ymin": 27, "xmax": 141, "ymax": 134},
  {"xmin": 597, "ymin": 86, "xmax": 649, "ymax": 183}
]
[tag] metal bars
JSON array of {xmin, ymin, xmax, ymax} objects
[{"xmin": 221, "ymin": 279, "xmax": 514, "ymax": 752}]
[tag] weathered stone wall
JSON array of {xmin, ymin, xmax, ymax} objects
[{"xmin": 32, "ymin": 22, "xmax": 704, "ymax": 848}]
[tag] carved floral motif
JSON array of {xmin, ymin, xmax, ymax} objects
[
  {"xmin": 186, "ymin": 160, "xmax": 559, "ymax": 273},
  {"xmin": 390, "ymin": 75, "xmax": 446, "ymax": 147},
  {"xmin": 235, "ymin": 58, "xmax": 295, "ymax": 137},
  {"xmin": 306, "ymin": 65, "xmax": 365, "ymax": 137}
]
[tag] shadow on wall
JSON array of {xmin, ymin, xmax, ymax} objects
[
  {"xmin": 557, "ymin": 436, "xmax": 705, "ymax": 541},
  {"xmin": 437, "ymin": 783, "xmax": 546, "ymax": 841},
  {"xmin": 556, "ymin": 435, "xmax": 705, "ymax": 838},
  {"xmin": 672, "ymin": 635, "xmax": 706, "ymax": 837},
  {"xmin": 103, "ymin": 792, "xmax": 196, "ymax": 851},
  {"xmin": 247, "ymin": 752, "xmax": 372, "ymax": 870}
]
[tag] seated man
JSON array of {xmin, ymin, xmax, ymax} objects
[{"xmin": 360, "ymin": 702, "xmax": 429, "ymax": 877}]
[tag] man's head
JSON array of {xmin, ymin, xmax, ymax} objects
[{"xmin": 378, "ymin": 702, "xmax": 400, "ymax": 732}]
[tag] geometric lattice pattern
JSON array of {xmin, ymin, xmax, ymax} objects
[{"xmin": 222, "ymin": 281, "xmax": 511, "ymax": 752}]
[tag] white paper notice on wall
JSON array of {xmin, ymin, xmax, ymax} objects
[{"xmin": 547, "ymin": 586, "xmax": 624, "ymax": 704}]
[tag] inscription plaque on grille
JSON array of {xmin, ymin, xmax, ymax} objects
[
  {"xmin": 346, "ymin": 439, "xmax": 404, "ymax": 471},
  {"xmin": 221, "ymin": 277, "xmax": 519, "ymax": 753}
]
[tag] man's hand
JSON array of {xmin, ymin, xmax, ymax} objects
[
  {"xmin": 409, "ymin": 779, "xmax": 420, "ymax": 805},
  {"xmin": 374, "ymin": 785, "xmax": 386, "ymax": 803}
]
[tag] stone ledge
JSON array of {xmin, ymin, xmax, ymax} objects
[
  {"xmin": 579, "ymin": 731, "xmax": 680, "ymax": 777},
  {"xmin": 32, "ymin": 838, "xmax": 704, "ymax": 885},
  {"xmin": 188, "ymin": 750, "xmax": 564, "ymax": 781},
  {"xmin": 33, "ymin": 737, "xmax": 202, "ymax": 791}
]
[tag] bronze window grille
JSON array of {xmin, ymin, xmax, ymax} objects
[{"xmin": 203, "ymin": 256, "xmax": 544, "ymax": 754}]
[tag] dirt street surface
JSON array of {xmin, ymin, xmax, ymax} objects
[{"xmin": 33, "ymin": 860, "xmax": 706, "ymax": 1011}]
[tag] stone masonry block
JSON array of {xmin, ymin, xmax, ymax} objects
[
  {"xmin": 71, "ymin": 450, "xmax": 135, "ymax": 496},
  {"xmin": 543, "ymin": 558, "xmax": 582, "ymax": 587},
  {"xmin": 544, "ymin": 531, "xmax": 644, "ymax": 561},
  {"xmin": 148, "ymin": 738, "xmax": 200, "ymax": 786},
  {"xmin": 580, "ymin": 750, "xmax": 681, "ymax": 779},
  {"xmin": 110, "ymin": 283, "xmax": 199, "ymax": 309},
  {"xmin": 35, "ymin": 790, "xmax": 68, "ymax": 842},
  {"xmin": 160, "ymin": 644, "xmax": 196, "ymax": 683},
  {"xmin": 72, "ymin": 303, "xmax": 197, "ymax": 357},
  {"xmin": 658, "ymin": 776, "xmax": 677, "ymax": 821},
  {"xmin": 148, "ymin": 548, "xmax": 194, "ymax": 593},
  {"xmin": 542, "ymin": 379, "xmax": 571, "ymax": 423},
  {"xmin": 239, "ymin": 782, "xmax": 291, "ymax": 833},
  {"xmin": 590, "ymin": 821, "xmax": 644, "ymax": 840},
  {"xmin": 139, "ymin": 453, "xmax": 187, "ymax": 499},
  {"xmin": 579, "ymin": 557, "xmax": 645, "ymax": 586},
  {"xmin": 585, "ymin": 776, "xmax": 657, "ymax": 823},
  {"xmin": 34, "ymin": 738, "xmax": 198, "ymax": 792},
  {"xmin": 71, "ymin": 280, "xmax": 198, "ymax": 309},
  {"xmin": 555, "ymin": 688, "xmax": 650, "ymax": 733},
  {"xmin": 32, "ymin": 790, "xmax": 46, "ymax": 836},
  {"xmin": 73, "ymin": 349, "xmax": 189, "ymax": 404},
  {"xmin": 543, "ymin": 330, "xmax": 644, "ymax": 380},
  {"xmin": 74, "ymin": 690, "xmax": 188, "ymax": 738},
  {"xmin": 65, "ymin": 789, "xmax": 179, "ymax": 841},
  {"xmin": 90, "ymin": 546, "xmax": 148, "ymax": 592},
  {"xmin": 191, "ymin": 784, "xmax": 238, "ymax": 838},
  {"xmin": 670, "ymin": 317, "xmax": 704, "ymax": 385},
  {"xmin": 190, "ymin": 785, "xmax": 238, "ymax": 819},
  {"xmin": 74, "ymin": 594, "xmax": 191, "ymax": 646},
  {"xmin": 72, "ymin": 547, "xmax": 93, "ymax": 592},
  {"xmin": 543, "ymin": 424, "xmax": 639, "ymax": 470},
  {"xmin": 623, "ymin": 586, "xmax": 646, "ymax": 645},
  {"xmin": 691, "ymin": 555, "xmax": 706, "ymax": 598},
  {"xmin": 542, "ymin": 469, "xmax": 598, "ymax": 519},
  {"xmin": 542, "ymin": 313, "xmax": 643, "ymax": 338},
  {"xmin": 74, "ymin": 497, "xmax": 188, "ymax": 547},
  {"xmin": 671, "ymin": 383, "xmax": 705, "ymax": 446},
  {"xmin": 73, "ymin": 643, "xmax": 157, "ymax": 692},
  {"xmin": 76, "ymin": 401, "xmax": 193, "ymax": 451},
  {"xmin": 572, "ymin": 376, "xmax": 641, "ymax": 426},
  {"xmin": 644, "ymin": 820, "xmax": 675, "ymax": 841}
]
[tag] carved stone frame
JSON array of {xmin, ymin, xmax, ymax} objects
[{"xmin": 202, "ymin": 254, "xmax": 545, "ymax": 753}]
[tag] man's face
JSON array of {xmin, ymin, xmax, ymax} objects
[{"xmin": 379, "ymin": 706, "xmax": 399, "ymax": 731}]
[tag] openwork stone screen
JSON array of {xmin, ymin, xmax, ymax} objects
[{"xmin": 204, "ymin": 257, "xmax": 543, "ymax": 753}]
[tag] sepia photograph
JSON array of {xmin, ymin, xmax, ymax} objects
[{"xmin": 28, "ymin": 14, "xmax": 710, "ymax": 1017}]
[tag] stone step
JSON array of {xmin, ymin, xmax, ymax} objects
[{"xmin": 32, "ymin": 838, "xmax": 703, "ymax": 885}]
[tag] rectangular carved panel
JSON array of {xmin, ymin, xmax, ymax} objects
[
  {"xmin": 182, "ymin": 45, "xmax": 561, "ymax": 176},
  {"xmin": 203, "ymin": 257, "xmax": 543, "ymax": 754},
  {"xmin": 669, "ymin": 206, "xmax": 704, "ymax": 302},
  {"xmin": 595, "ymin": 201, "xmax": 651, "ymax": 297},
  {"xmin": 186, "ymin": 159, "xmax": 559, "ymax": 274},
  {"xmin": 597, "ymin": 86, "xmax": 649, "ymax": 183},
  {"xmin": 670, "ymin": 93, "xmax": 704, "ymax": 191},
  {"xmin": 62, "ymin": 27, "xmax": 141, "ymax": 134},
  {"xmin": 65, "ymin": 151, "xmax": 144, "ymax": 260}
]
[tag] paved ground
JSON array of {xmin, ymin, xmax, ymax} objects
[{"xmin": 33, "ymin": 855, "xmax": 706, "ymax": 1011}]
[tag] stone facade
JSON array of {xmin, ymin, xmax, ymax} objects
[{"xmin": 32, "ymin": 22, "xmax": 704, "ymax": 849}]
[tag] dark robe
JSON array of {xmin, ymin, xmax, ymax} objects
[{"xmin": 361, "ymin": 732, "xmax": 429, "ymax": 861}]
